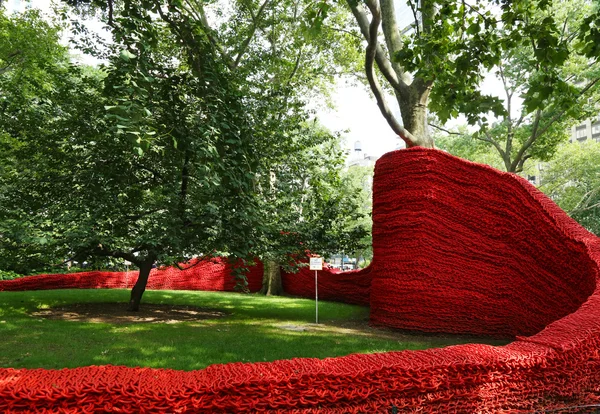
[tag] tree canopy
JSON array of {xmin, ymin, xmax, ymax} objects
[
  {"xmin": 540, "ymin": 140, "xmax": 600, "ymax": 235},
  {"xmin": 0, "ymin": 3, "xmax": 369, "ymax": 308},
  {"xmin": 343, "ymin": 0, "xmax": 600, "ymax": 172}
]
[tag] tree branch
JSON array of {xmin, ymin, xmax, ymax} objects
[
  {"xmin": 510, "ymin": 77, "xmax": 600, "ymax": 172},
  {"xmin": 322, "ymin": 24, "xmax": 362, "ymax": 40},
  {"xmin": 0, "ymin": 50, "xmax": 23, "ymax": 75},
  {"xmin": 515, "ymin": 154, "xmax": 531, "ymax": 173},
  {"xmin": 345, "ymin": 0, "xmax": 405, "ymax": 92},
  {"xmin": 510, "ymin": 109, "xmax": 541, "ymax": 172},
  {"xmin": 379, "ymin": 0, "xmax": 410, "ymax": 83},
  {"xmin": 176, "ymin": 0, "xmax": 235, "ymax": 70},
  {"xmin": 569, "ymin": 187, "xmax": 600, "ymax": 214},
  {"xmin": 532, "ymin": 77, "xmax": 600, "ymax": 142},
  {"xmin": 363, "ymin": 0, "xmax": 416, "ymax": 145},
  {"xmin": 429, "ymin": 123, "xmax": 462, "ymax": 135},
  {"xmin": 285, "ymin": 47, "xmax": 303, "ymax": 87},
  {"xmin": 233, "ymin": 0, "xmax": 272, "ymax": 69},
  {"xmin": 407, "ymin": 0, "xmax": 420, "ymax": 36},
  {"xmin": 477, "ymin": 122, "xmax": 507, "ymax": 161}
]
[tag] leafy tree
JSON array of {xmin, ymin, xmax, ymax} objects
[
  {"xmin": 0, "ymin": 8, "xmax": 66, "ymax": 77},
  {"xmin": 539, "ymin": 140, "xmax": 600, "ymax": 235},
  {"xmin": 343, "ymin": 0, "xmax": 600, "ymax": 168},
  {"xmin": 1, "ymin": 3, "xmax": 369, "ymax": 307},
  {"xmin": 337, "ymin": 164, "xmax": 373, "ymax": 266},
  {"xmin": 61, "ymin": 0, "xmax": 370, "ymax": 294},
  {"xmin": 0, "ymin": 6, "xmax": 264, "ymax": 310},
  {"xmin": 0, "ymin": 8, "xmax": 77, "ymax": 274},
  {"xmin": 463, "ymin": 0, "xmax": 600, "ymax": 172},
  {"xmin": 253, "ymin": 123, "xmax": 370, "ymax": 295}
]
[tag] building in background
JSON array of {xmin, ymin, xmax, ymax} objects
[
  {"xmin": 570, "ymin": 116, "xmax": 600, "ymax": 143},
  {"xmin": 348, "ymin": 140, "xmax": 380, "ymax": 168}
]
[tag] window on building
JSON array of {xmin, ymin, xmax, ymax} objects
[
  {"xmin": 576, "ymin": 127, "xmax": 587, "ymax": 140},
  {"xmin": 593, "ymin": 123, "xmax": 600, "ymax": 135}
]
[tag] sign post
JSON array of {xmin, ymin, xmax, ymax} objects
[
  {"xmin": 309, "ymin": 257, "xmax": 323, "ymax": 324},
  {"xmin": 124, "ymin": 260, "xmax": 131, "ymax": 287}
]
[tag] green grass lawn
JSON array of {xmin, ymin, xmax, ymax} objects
[{"xmin": 0, "ymin": 289, "xmax": 508, "ymax": 371}]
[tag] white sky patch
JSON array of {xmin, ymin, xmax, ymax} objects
[{"xmin": 317, "ymin": 81, "xmax": 405, "ymax": 157}]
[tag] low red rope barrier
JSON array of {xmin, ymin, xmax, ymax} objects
[{"xmin": 0, "ymin": 257, "xmax": 264, "ymax": 293}]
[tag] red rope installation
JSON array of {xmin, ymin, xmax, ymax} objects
[
  {"xmin": 281, "ymin": 265, "xmax": 372, "ymax": 306},
  {"xmin": 0, "ymin": 257, "xmax": 264, "ymax": 293},
  {"xmin": 369, "ymin": 149, "xmax": 597, "ymax": 337},
  {"xmin": 1, "ymin": 147, "xmax": 599, "ymax": 412}
]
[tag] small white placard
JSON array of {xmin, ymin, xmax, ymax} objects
[{"xmin": 309, "ymin": 257, "xmax": 323, "ymax": 271}]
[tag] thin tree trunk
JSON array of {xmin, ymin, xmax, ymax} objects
[
  {"xmin": 260, "ymin": 260, "xmax": 282, "ymax": 296},
  {"xmin": 128, "ymin": 260, "xmax": 154, "ymax": 311}
]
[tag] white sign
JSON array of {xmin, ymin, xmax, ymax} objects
[{"xmin": 309, "ymin": 257, "xmax": 323, "ymax": 271}]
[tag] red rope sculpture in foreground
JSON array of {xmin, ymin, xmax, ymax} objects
[{"xmin": 1, "ymin": 147, "xmax": 600, "ymax": 412}]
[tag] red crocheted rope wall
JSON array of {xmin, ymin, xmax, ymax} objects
[
  {"xmin": 369, "ymin": 149, "xmax": 597, "ymax": 337},
  {"xmin": 0, "ymin": 257, "xmax": 264, "ymax": 293},
  {"xmin": 1, "ymin": 147, "xmax": 600, "ymax": 412},
  {"xmin": 281, "ymin": 265, "xmax": 372, "ymax": 306}
]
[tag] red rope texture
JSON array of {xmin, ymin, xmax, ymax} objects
[
  {"xmin": 0, "ymin": 257, "xmax": 264, "ymax": 293},
  {"xmin": 282, "ymin": 265, "xmax": 372, "ymax": 306},
  {"xmin": 1, "ymin": 147, "xmax": 599, "ymax": 412}
]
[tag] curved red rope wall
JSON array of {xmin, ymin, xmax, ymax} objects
[
  {"xmin": 281, "ymin": 265, "xmax": 372, "ymax": 306},
  {"xmin": 0, "ymin": 257, "xmax": 264, "ymax": 293},
  {"xmin": 369, "ymin": 149, "xmax": 597, "ymax": 337},
  {"xmin": 1, "ymin": 147, "xmax": 600, "ymax": 412}
]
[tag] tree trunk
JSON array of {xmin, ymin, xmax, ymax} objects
[
  {"xmin": 260, "ymin": 260, "xmax": 282, "ymax": 296},
  {"xmin": 397, "ymin": 82, "xmax": 434, "ymax": 148},
  {"xmin": 128, "ymin": 260, "xmax": 154, "ymax": 311}
]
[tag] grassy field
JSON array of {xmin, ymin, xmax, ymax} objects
[{"xmin": 0, "ymin": 289, "xmax": 508, "ymax": 371}]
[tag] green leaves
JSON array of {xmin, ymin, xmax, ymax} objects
[
  {"xmin": 540, "ymin": 140, "xmax": 600, "ymax": 235},
  {"xmin": 119, "ymin": 50, "xmax": 137, "ymax": 61}
]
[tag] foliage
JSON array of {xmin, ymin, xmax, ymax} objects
[
  {"xmin": 0, "ymin": 8, "xmax": 66, "ymax": 77},
  {"xmin": 337, "ymin": 164, "xmax": 373, "ymax": 262},
  {"xmin": 65, "ymin": 1, "xmax": 368, "ymax": 278},
  {"xmin": 0, "ymin": 9, "xmax": 84, "ymax": 274},
  {"xmin": 539, "ymin": 140, "xmax": 600, "ymax": 235},
  {"xmin": 0, "ymin": 3, "xmax": 369, "ymax": 304},
  {"xmin": 0, "ymin": 5, "xmax": 261, "ymax": 288},
  {"xmin": 463, "ymin": 0, "xmax": 600, "ymax": 172},
  {"xmin": 0, "ymin": 270, "xmax": 22, "ymax": 280},
  {"xmin": 341, "ymin": 0, "xmax": 600, "ymax": 167},
  {"xmin": 252, "ymin": 122, "xmax": 370, "ymax": 270}
]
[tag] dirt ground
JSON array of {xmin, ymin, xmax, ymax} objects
[{"xmin": 31, "ymin": 303, "xmax": 229, "ymax": 324}]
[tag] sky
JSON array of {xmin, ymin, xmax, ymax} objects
[{"xmin": 317, "ymin": 82, "xmax": 406, "ymax": 158}]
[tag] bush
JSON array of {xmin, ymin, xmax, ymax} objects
[{"xmin": 0, "ymin": 270, "xmax": 24, "ymax": 280}]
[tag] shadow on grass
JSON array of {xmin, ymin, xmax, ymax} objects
[{"xmin": 0, "ymin": 289, "xmax": 512, "ymax": 371}]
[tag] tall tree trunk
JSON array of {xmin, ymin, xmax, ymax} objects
[
  {"xmin": 397, "ymin": 81, "xmax": 434, "ymax": 148},
  {"xmin": 260, "ymin": 260, "xmax": 282, "ymax": 296},
  {"xmin": 128, "ymin": 260, "xmax": 154, "ymax": 311}
]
